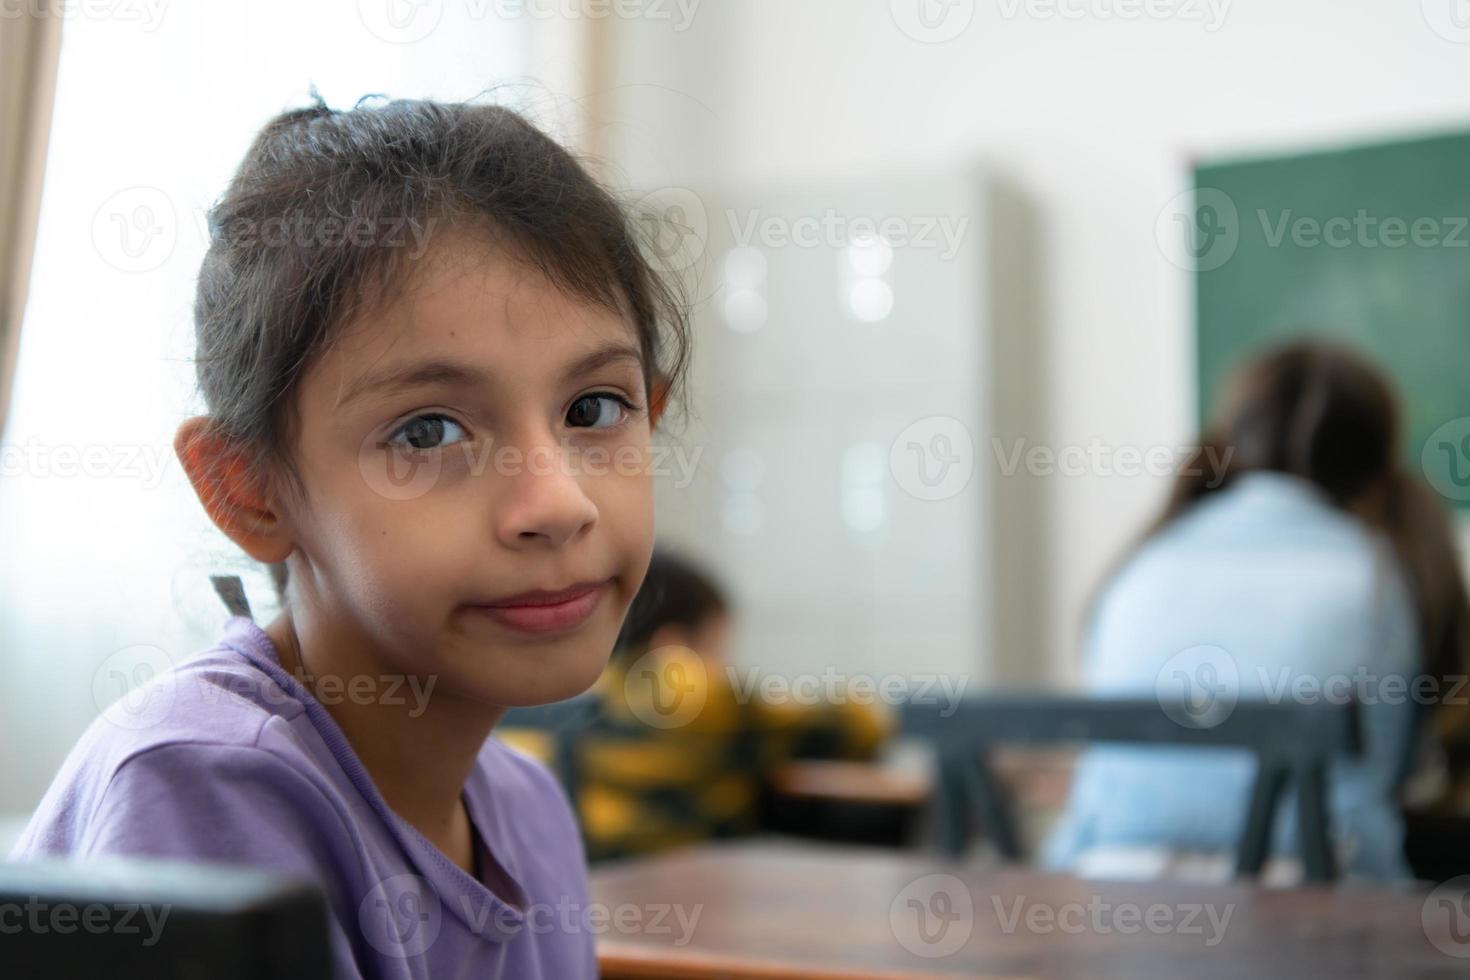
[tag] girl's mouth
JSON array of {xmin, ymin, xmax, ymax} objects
[{"xmin": 466, "ymin": 579, "xmax": 610, "ymax": 634}]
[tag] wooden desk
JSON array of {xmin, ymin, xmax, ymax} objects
[
  {"xmin": 769, "ymin": 761, "xmax": 932, "ymax": 809},
  {"xmin": 589, "ymin": 841, "xmax": 1465, "ymax": 979}
]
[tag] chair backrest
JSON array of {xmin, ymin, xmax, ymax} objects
[
  {"xmin": 0, "ymin": 856, "xmax": 330, "ymax": 979},
  {"xmin": 501, "ymin": 693, "xmax": 603, "ymax": 808},
  {"xmin": 502, "ymin": 690, "xmax": 772, "ymax": 861},
  {"xmin": 500, "ymin": 693, "xmax": 602, "ymax": 732},
  {"xmin": 901, "ymin": 695, "xmax": 1362, "ymax": 882}
]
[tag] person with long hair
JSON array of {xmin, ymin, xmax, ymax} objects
[{"xmin": 1044, "ymin": 339, "xmax": 1470, "ymax": 880}]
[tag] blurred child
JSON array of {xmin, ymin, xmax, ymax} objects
[
  {"xmin": 505, "ymin": 549, "xmax": 890, "ymax": 861},
  {"xmin": 1044, "ymin": 339, "xmax": 1470, "ymax": 881}
]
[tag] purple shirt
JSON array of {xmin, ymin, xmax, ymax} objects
[{"xmin": 7, "ymin": 615, "xmax": 597, "ymax": 979}]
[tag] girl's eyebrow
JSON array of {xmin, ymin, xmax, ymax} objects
[
  {"xmin": 559, "ymin": 343, "xmax": 645, "ymax": 384},
  {"xmin": 338, "ymin": 343, "xmax": 646, "ymax": 408},
  {"xmin": 338, "ymin": 358, "xmax": 489, "ymax": 408}
]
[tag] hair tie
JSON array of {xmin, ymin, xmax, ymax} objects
[{"xmin": 209, "ymin": 574, "xmax": 254, "ymax": 620}]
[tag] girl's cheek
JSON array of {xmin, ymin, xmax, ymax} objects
[{"xmin": 579, "ymin": 458, "xmax": 646, "ymax": 518}]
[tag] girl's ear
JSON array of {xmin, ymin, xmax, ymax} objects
[
  {"xmin": 173, "ymin": 417, "xmax": 294, "ymax": 564},
  {"xmin": 648, "ymin": 379, "xmax": 671, "ymax": 428}
]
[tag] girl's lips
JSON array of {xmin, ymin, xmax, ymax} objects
[{"xmin": 467, "ymin": 580, "xmax": 609, "ymax": 634}]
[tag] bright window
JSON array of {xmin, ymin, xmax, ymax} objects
[{"xmin": 0, "ymin": 1, "xmax": 528, "ymax": 817}]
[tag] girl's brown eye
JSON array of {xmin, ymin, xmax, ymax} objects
[
  {"xmin": 388, "ymin": 414, "xmax": 465, "ymax": 450},
  {"xmin": 567, "ymin": 394, "xmax": 630, "ymax": 429}
]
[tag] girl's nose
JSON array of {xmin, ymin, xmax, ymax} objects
[{"xmin": 494, "ymin": 442, "xmax": 599, "ymax": 549}]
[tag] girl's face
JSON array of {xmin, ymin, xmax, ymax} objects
[{"xmin": 277, "ymin": 232, "xmax": 657, "ymax": 708}]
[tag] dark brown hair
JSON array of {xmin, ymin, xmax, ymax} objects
[
  {"xmin": 1146, "ymin": 339, "xmax": 1469, "ymax": 687},
  {"xmin": 191, "ymin": 94, "xmax": 691, "ymax": 597},
  {"xmin": 613, "ymin": 549, "xmax": 728, "ymax": 664}
]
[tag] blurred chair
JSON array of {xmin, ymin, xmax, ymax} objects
[
  {"xmin": 501, "ymin": 693, "xmax": 602, "ymax": 811},
  {"xmin": 505, "ymin": 690, "xmax": 770, "ymax": 862},
  {"xmin": 902, "ymin": 696, "xmax": 1362, "ymax": 883},
  {"xmin": 764, "ymin": 759, "xmax": 931, "ymax": 848},
  {"xmin": 0, "ymin": 856, "xmax": 329, "ymax": 979}
]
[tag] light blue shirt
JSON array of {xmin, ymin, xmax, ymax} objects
[{"xmin": 1043, "ymin": 471, "xmax": 1420, "ymax": 880}]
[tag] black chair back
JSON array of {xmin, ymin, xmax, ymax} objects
[
  {"xmin": 0, "ymin": 856, "xmax": 330, "ymax": 979},
  {"xmin": 501, "ymin": 693, "xmax": 602, "ymax": 809},
  {"xmin": 902, "ymin": 695, "xmax": 1362, "ymax": 882}
]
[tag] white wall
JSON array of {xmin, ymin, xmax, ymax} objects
[
  {"xmin": 653, "ymin": 170, "xmax": 994, "ymax": 682},
  {"xmin": 593, "ymin": 0, "xmax": 1470, "ymax": 683}
]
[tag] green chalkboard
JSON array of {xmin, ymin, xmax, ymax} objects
[{"xmin": 1193, "ymin": 131, "xmax": 1470, "ymax": 507}]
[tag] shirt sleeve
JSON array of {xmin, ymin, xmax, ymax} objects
[{"xmin": 79, "ymin": 741, "xmax": 369, "ymax": 980}]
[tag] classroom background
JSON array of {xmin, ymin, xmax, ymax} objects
[{"xmin": 4, "ymin": 1, "xmax": 1470, "ymax": 975}]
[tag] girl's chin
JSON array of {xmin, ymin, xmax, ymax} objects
[{"xmin": 460, "ymin": 648, "xmax": 613, "ymax": 710}]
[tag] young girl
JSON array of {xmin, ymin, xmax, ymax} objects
[{"xmin": 8, "ymin": 95, "xmax": 688, "ymax": 978}]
